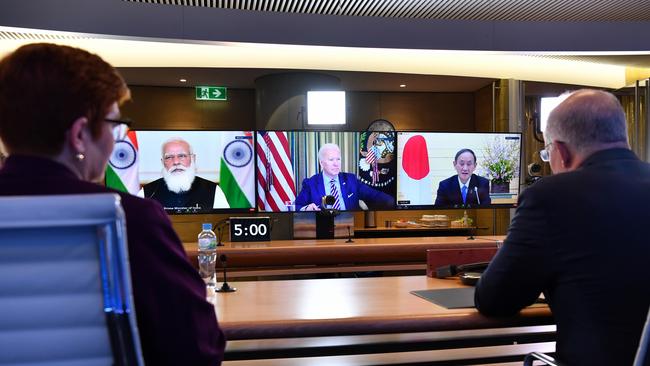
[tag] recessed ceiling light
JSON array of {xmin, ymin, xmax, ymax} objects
[
  {"xmin": 399, "ymin": 84, "xmax": 406, "ymax": 88},
  {"xmin": 179, "ymin": 78, "xmax": 187, "ymax": 83}
]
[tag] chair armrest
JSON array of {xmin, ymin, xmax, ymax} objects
[{"xmin": 523, "ymin": 351, "xmax": 563, "ymax": 366}]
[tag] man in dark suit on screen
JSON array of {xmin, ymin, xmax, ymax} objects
[
  {"xmin": 434, "ymin": 148, "xmax": 491, "ymax": 208},
  {"xmin": 295, "ymin": 143, "xmax": 393, "ymax": 211},
  {"xmin": 475, "ymin": 89, "xmax": 650, "ymax": 365}
]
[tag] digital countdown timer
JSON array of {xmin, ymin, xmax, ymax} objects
[{"xmin": 229, "ymin": 217, "xmax": 271, "ymax": 242}]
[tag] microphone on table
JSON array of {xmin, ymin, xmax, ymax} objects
[
  {"xmin": 320, "ymin": 195, "xmax": 340, "ymax": 217},
  {"xmin": 322, "ymin": 195, "xmax": 336, "ymax": 207},
  {"xmin": 345, "ymin": 225, "xmax": 354, "ymax": 243},
  {"xmin": 473, "ymin": 187, "xmax": 481, "ymax": 205},
  {"xmin": 215, "ymin": 254, "xmax": 236, "ymax": 293},
  {"xmin": 214, "ymin": 218, "xmax": 230, "ymax": 246},
  {"xmin": 320, "ymin": 195, "xmax": 336, "ymax": 209}
]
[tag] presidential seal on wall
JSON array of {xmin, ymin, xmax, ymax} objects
[{"xmin": 358, "ymin": 120, "xmax": 396, "ymax": 196}]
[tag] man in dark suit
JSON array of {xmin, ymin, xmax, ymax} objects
[
  {"xmin": 475, "ymin": 89, "xmax": 650, "ymax": 365},
  {"xmin": 295, "ymin": 143, "xmax": 394, "ymax": 211},
  {"xmin": 434, "ymin": 148, "xmax": 491, "ymax": 207}
]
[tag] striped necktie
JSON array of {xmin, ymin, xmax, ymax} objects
[{"xmin": 329, "ymin": 178, "xmax": 341, "ymax": 210}]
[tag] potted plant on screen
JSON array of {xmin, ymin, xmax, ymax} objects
[{"xmin": 481, "ymin": 137, "xmax": 519, "ymax": 194}]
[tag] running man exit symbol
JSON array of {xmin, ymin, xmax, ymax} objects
[{"xmin": 195, "ymin": 86, "xmax": 227, "ymax": 101}]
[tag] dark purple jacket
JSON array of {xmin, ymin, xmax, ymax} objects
[{"xmin": 0, "ymin": 155, "xmax": 225, "ymax": 365}]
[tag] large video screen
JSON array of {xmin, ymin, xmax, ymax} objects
[
  {"xmin": 256, "ymin": 131, "xmax": 397, "ymax": 212},
  {"xmin": 106, "ymin": 130, "xmax": 256, "ymax": 214},
  {"xmin": 396, "ymin": 132, "xmax": 522, "ymax": 209}
]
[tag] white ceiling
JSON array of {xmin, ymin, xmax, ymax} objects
[
  {"xmin": 118, "ymin": 0, "xmax": 650, "ymax": 68},
  {"xmin": 124, "ymin": 0, "xmax": 650, "ymax": 21},
  {"xmin": 118, "ymin": 67, "xmax": 497, "ymax": 91},
  {"xmin": 2, "ymin": 0, "xmax": 650, "ymax": 91}
]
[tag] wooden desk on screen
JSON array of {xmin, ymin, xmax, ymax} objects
[
  {"xmin": 353, "ymin": 225, "xmax": 477, "ymax": 238},
  {"xmin": 216, "ymin": 276, "xmax": 555, "ymax": 364},
  {"xmin": 184, "ymin": 236, "xmax": 504, "ymax": 277}
]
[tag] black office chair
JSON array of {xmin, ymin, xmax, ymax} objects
[
  {"xmin": 0, "ymin": 194, "xmax": 143, "ymax": 366},
  {"xmin": 524, "ymin": 305, "xmax": 650, "ymax": 366}
]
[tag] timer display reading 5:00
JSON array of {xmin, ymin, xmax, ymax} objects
[
  {"xmin": 232, "ymin": 223, "xmax": 267, "ymax": 236},
  {"xmin": 229, "ymin": 217, "xmax": 271, "ymax": 242}
]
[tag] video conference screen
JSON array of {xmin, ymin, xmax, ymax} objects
[
  {"xmin": 105, "ymin": 130, "xmax": 256, "ymax": 214},
  {"xmin": 396, "ymin": 132, "xmax": 522, "ymax": 209},
  {"xmin": 256, "ymin": 130, "xmax": 397, "ymax": 212},
  {"xmin": 106, "ymin": 129, "xmax": 522, "ymax": 214}
]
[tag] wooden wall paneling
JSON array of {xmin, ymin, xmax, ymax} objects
[
  {"xmin": 171, "ymin": 213, "xmax": 231, "ymax": 243},
  {"xmin": 347, "ymin": 92, "xmax": 382, "ymax": 130},
  {"xmin": 378, "ymin": 92, "xmax": 475, "ymax": 131},
  {"xmin": 473, "ymin": 83, "xmax": 497, "ymax": 235},
  {"xmin": 475, "ymin": 209, "xmax": 494, "ymax": 236},
  {"xmin": 122, "ymin": 86, "xmax": 256, "ymax": 130},
  {"xmin": 467, "ymin": 80, "xmax": 513, "ymax": 236},
  {"xmin": 495, "ymin": 80, "xmax": 511, "ymax": 132},
  {"xmin": 473, "ymin": 84, "xmax": 494, "ymax": 132}
]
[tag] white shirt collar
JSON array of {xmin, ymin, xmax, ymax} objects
[
  {"xmin": 457, "ymin": 175, "xmax": 471, "ymax": 189},
  {"xmin": 323, "ymin": 173, "xmax": 338, "ymax": 183}
]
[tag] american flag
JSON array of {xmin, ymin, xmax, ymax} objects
[
  {"xmin": 365, "ymin": 146, "xmax": 377, "ymax": 165},
  {"xmin": 365, "ymin": 146, "xmax": 379, "ymax": 184},
  {"xmin": 256, "ymin": 131, "xmax": 296, "ymax": 211}
]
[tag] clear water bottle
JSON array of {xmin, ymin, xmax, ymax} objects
[{"xmin": 198, "ymin": 223, "xmax": 217, "ymax": 288}]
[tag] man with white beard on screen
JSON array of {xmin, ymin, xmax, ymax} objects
[{"xmin": 142, "ymin": 137, "xmax": 229, "ymax": 212}]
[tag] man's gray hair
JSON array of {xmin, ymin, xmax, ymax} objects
[
  {"xmin": 318, "ymin": 143, "xmax": 340, "ymax": 161},
  {"xmin": 545, "ymin": 89, "xmax": 628, "ymax": 153},
  {"xmin": 161, "ymin": 137, "xmax": 193, "ymax": 156}
]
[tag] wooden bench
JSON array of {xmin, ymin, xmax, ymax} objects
[
  {"xmin": 225, "ymin": 326, "xmax": 556, "ymax": 360},
  {"xmin": 224, "ymin": 340, "xmax": 555, "ymax": 365}
]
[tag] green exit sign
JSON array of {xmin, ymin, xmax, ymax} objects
[{"xmin": 195, "ymin": 86, "xmax": 227, "ymax": 101}]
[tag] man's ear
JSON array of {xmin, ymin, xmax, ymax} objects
[
  {"xmin": 68, "ymin": 117, "xmax": 89, "ymax": 154},
  {"xmin": 554, "ymin": 141, "xmax": 572, "ymax": 168}
]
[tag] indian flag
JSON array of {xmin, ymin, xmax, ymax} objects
[
  {"xmin": 219, "ymin": 131, "xmax": 255, "ymax": 208},
  {"xmin": 106, "ymin": 131, "xmax": 140, "ymax": 195}
]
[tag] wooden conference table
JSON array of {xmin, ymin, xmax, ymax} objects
[
  {"xmin": 185, "ymin": 235, "xmax": 505, "ymax": 277},
  {"xmin": 214, "ymin": 275, "xmax": 554, "ymax": 363},
  {"xmin": 353, "ymin": 225, "xmax": 477, "ymax": 238}
]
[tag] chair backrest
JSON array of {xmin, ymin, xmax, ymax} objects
[
  {"xmin": 634, "ymin": 305, "xmax": 650, "ymax": 366},
  {"xmin": 0, "ymin": 193, "xmax": 143, "ymax": 366},
  {"xmin": 524, "ymin": 303, "xmax": 650, "ymax": 366}
]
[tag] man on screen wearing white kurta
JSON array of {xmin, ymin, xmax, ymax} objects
[{"xmin": 141, "ymin": 137, "xmax": 229, "ymax": 211}]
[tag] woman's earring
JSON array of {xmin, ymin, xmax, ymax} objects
[{"xmin": 75, "ymin": 153, "xmax": 85, "ymax": 161}]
